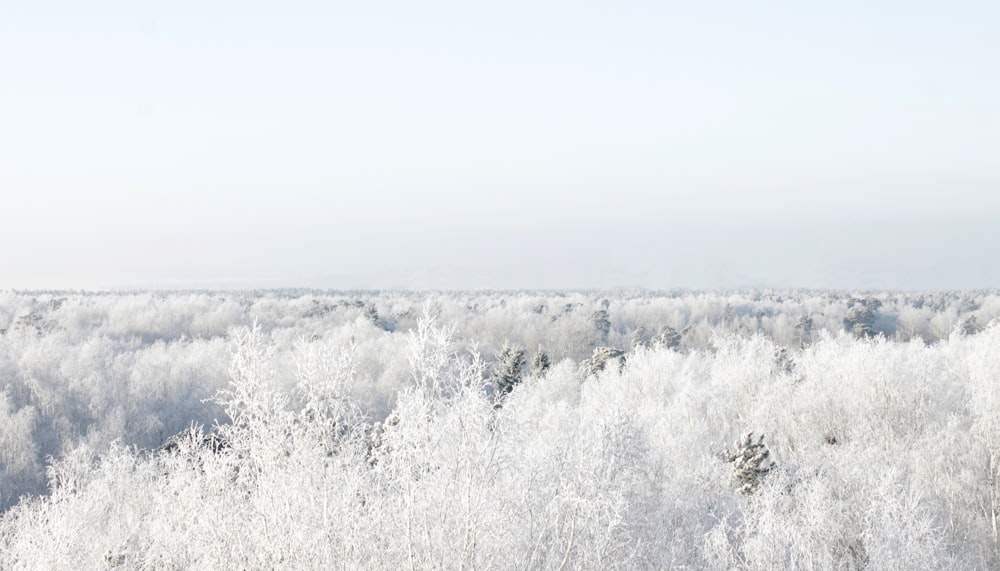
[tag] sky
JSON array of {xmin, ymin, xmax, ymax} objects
[{"xmin": 1, "ymin": 1, "xmax": 998, "ymax": 290}]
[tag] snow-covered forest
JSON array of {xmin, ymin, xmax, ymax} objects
[{"xmin": 1, "ymin": 289, "xmax": 999, "ymax": 569}]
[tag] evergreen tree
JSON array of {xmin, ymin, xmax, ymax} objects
[
  {"xmin": 531, "ymin": 350, "xmax": 551, "ymax": 376},
  {"xmin": 364, "ymin": 304, "xmax": 380, "ymax": 325},
  {"xmin": 591, "ymin": 309, "xmax": 611, "ymax": 339},
  {"xmin": 960, "ymin": 315, "xmax": 981, "ymax": 336},
  {"xmin": 582, "ymin": 346, "xmax": 625, "ymax": 377},
  {"xmin": 652, "ymin": 326, "xmax": 682, "ymax": 350},
  {"xmin": 794, "ymin": 314, "xmax": 814, "ymax": 347},
  {"xmin": 630, "ymin": 326, "xmax": 649, "ymax": 350},
  {"xmin": 724, "ymin": 432, "xmax": 775, "ymax": 495},
  {"xmin": 844, "ymin": 297, "xmax": 881, "ymax": 339},
  {"xmin": 492, "ymin": 344, "xmax": 526, "ymax": 397}
]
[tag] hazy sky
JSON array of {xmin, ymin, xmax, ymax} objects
[{"xmin": 2, "ymin": 1, "xmax": 998, "ymax": 290}]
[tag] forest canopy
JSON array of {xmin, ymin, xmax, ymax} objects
[{"xmin": 0, "ymin": 289, "xmax": 998, "ymax": 569}]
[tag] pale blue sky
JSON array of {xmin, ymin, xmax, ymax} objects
[{"xmin": 1, "ymin": 1, "xmax": 998, "ymax": 290}]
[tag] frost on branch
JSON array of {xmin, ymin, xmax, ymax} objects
[
  {"xmin": 158, "ymin": 423, "xmax": 228, "ymax": 456},
  {"xmin": 724, "ymin": 432, "xmax": 776, "ymax": 495}
]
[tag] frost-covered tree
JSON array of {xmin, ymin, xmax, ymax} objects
[
  {"xmin": 725, "ymin": 432, "xmax": 775, "ymax": 495},
  {"xmin": 364, "ymin": 304, "xmax": 380, "ymax": 325},
  {"xmin": 897, "ymin": 306, "xmax": 932, "ymax": 342},
  {"xmin": 157, "ymin": 423, "xmax": 228, "ymax": 456},
  {"xmin": 652, "ymin": 325, "xmax": 682, "ymax": 350},
  {"xmin": 531, "ymin": 349, "xmax": 550, "ymax": 376},
  {"xmin": 492, "ymin": 343, "xmax": 526, "ymax": 397},
  {"xmin": 960, "ymin": 314, "xmax": 981, "ymax": 336},
  {"xmin": 591, "ymin": 309, "xmax": 611, "ymax": 340},
  {"xmin": 844, "ymin": 297, "xmax": 881, "ymax": 339},
  {"xmin": 629, "ymin": 326, "xmax": 649, "ymax": 350},
  {"xmin": 773, "ymin": 347, "xmax": 797, "ymax": 378},
  {"xmin": 582, "ymin": 346, "xmax": 625, "ymax": 377},
  {"xmin": 794, "ymin": 313, "xmax": 814, "ymax": 347}
]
